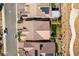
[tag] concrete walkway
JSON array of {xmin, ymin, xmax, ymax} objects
[{"xmin": 69, "ymin": 8, "xmax": 79, "ymax": 56}]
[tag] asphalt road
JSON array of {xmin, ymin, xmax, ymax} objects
[{"xmin": 4, "ymin": 3, "xmax": 17, "ymax": 56}]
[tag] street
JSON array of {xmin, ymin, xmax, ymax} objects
[{"xmin": 3, "ymin": 3, "xmax": 17, "ymax": 56}]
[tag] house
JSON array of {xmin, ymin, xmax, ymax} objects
[
  {"xmin": 18, "ymin": 18, "xmax": 55, "ymax": 56},
  {"xmin": 17, "ymin": 3, "xmax": 51, "ymax": 20}
]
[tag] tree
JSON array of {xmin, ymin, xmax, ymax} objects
[{"xmin": 0, "ymin": 3, "xmax": 4, "ymax": 11}]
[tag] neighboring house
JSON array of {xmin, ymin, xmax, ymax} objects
[{"xmin": 17, "ymin": 3, "xmax": 51, "ymax": 20}]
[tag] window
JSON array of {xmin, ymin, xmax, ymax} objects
[{"xmin": 40, "ymin": 44, "xmax": 43, "ymax": 50}]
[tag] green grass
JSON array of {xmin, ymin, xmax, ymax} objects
[
  {"xmin": 51, "ymin": 24, "xmax": 61, "ymax": 56},
  {"xmin": 51, "ymin": 18, "xmax": 62, "ymax": 56},
  {"xmin": 51, "ymin": 22, "xmax": 61, "ymax": 24},
  {"xmin": 51, "ymin": 3, "xmax": 60, "ymax": 9},
  {"xmin": 51, "ymin": 24, "xmax": 57, "ymax": 37},
  {"xmin": 51, "ymin": 3, "xmax": 57, "ymax": 8},
  {"xmin": 51, "ymin": 19, "xmax": 62, "ymax": 40}
]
